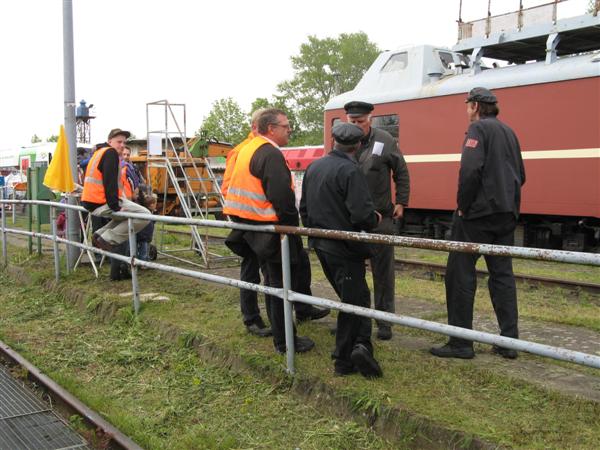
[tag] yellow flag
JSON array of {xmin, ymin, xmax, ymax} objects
[{"xmin": 43, "ymin": 125, "xmax": 75, "ymax": 193}]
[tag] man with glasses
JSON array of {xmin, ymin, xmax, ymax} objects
[
  {"xmin": 345, "ymin": 101, "xmax": 410, "ymax": 341},
  {"xmin": 224, "ymin": 108, "xmax": 325, "ymax": 354}
]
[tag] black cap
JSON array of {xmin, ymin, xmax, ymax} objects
[
  {"xmin": 465, "ymin": 87, "xmax": 497, "ymax": 104},
  {"xmin": 107, "ymin": 128, "xmax": 131, "ymax": 140},
  {"xmin": 332, "ymin": 122, "xmax": 364, "ymax": 145},
  {"xmin": 344, "ymin": 101, "xmax": 374, "ymax": 116}
]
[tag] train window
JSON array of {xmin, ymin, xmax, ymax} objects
[
  {"xmin": 380, "ymin": 52, "xmax": 408, "ymax": 73},
  {"xmin": 438, "ymin": 51, "xmax": 454, "ymax": 69},
  {"xmin": 372, "ymin": 115, "xmax": 399, "ymax": 139}
]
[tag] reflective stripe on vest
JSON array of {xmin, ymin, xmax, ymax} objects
[
  {"xmin": 81, "ymin": 147, "xmax": 123, "ymax": 204},
  {"xmin": 223, "ymin": 136, "xmax": 282, "ymax": 222},
  {"xmin": 221, "ymin": 131, "xmax": 254, "ymax": 198}
]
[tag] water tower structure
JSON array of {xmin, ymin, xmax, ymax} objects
[{"xmin": 75, "ymin": 100, "xmax": 95, "ymax": 144}]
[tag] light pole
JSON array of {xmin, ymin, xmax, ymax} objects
[{"xmin": 63, "ymin": 0, "xmax": 80, "ymax": 268}]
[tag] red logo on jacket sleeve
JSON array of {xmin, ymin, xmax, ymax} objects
[{"xmin": 465, "ymin": 138, "xmax": 479, "ymax": 148}]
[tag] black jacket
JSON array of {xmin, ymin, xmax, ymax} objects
[
  {"xmin": 356, "ymin": 127, "xmax": 410, "ymax": 216},
  {"xmin": 81, "ymin": 146, "xmax": 121, "ymax": 212},
  {"xmin": 458, "ymin": 116, "xmax": 526, "ymax": 220},
  {"xmin": 300, "ymin": 149, "xmax": 379, "ymax": 259},
  {"xmin": 226, "ymin": 142, "xmax": 302, "ymax": 263}
]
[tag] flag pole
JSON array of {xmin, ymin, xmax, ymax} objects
[{"xmin": 63, "ymin": 0, "xmax": 80, "ymax": 268}]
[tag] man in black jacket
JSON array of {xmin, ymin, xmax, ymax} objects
[
  {"xmin": 345, "ymin": 101, "xmax": 410, "ymax": 341},
  {"xmin": 300, "ymin": 122, "xmax": 383, "ymax": 378},
  {"xmin": 81, "ymin": 128, "xmax": 150, "ymax": 252},
  {"xmin": 430, "ymin": 88, "xmax": 526, "ymax": 360}
]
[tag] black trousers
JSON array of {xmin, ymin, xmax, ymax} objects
[
  {"xmin": 240, "ymin": 250, "xmax": 311, "ymax": 326},
  {"xmin": 316, "ymin": 250, "xmax": 373, "ymax": 366},
  {"xmin": 445, "ymin": 212, "xmax": 519, "ymax": 347},
  {"xmin": 369, "ymin": 216, "xmax": 396, "ymax": 328}
]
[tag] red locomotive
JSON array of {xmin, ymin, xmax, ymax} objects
[{"xmin": 285, "ymin": 5, "xmax": 600, "ymax": 251}]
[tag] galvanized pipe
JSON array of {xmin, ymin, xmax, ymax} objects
[
  {"xmin": 50, "ymin": 206, "xmax": 60, "ymax": 282},
  {"xmin": 1, "ymin": 192, "xmax": 6, "ymax": 266},
  {"xmin": 128, "ymin": 219, "xmax": 140, "ymax": 315},
  {"xmin": 281, "ymin": 235, "xmax": 295, "ymax": 373},
  {"xmin": 11, "ymin": 189, "xmax": 15, "ymax": 224}
]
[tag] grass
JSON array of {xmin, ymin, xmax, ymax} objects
[
  {"xmin": 2, "ymin": 244, "xmax": 600, "ymax": 449},
  {"xmin": 0, "ymin": 268, "xmax": 393, "ymax": 450}
]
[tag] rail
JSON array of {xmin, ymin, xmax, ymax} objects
[{"xmin": 1, "ymin": 199, "xmax": 599, "ymax": 376}]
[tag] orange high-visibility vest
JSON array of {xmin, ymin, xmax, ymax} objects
[
  {"xmin": 81, "ymin": 147, "xmax": 123, "ymax": 204},
  {"xmin": 223, "ymin": 136, "xmax": 287, "ymax": 222},
  {"xmin": 121, "ymin": 165, "xmax": 133, "ymax": 200},
  {"xmin": 221, "ymin": 131, "xmax": 254, "ymax": 198}
]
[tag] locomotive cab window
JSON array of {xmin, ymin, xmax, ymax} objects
[
  {"xmin": 380, "ymin": 52, "xmax": 408, "ymax": 73},
  {"xmin": 438, "ymin": 51, "xmax": 454, "ymax": 69},
  {"xmin": 372, "ymin": 114, "xmax": 399, "ymax": 139}
]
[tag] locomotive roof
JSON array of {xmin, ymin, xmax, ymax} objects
[
  {"xmin": 453, "ymin": 13, "xmax": 600, "ymax": 64},
  {"xmin": 325, "ymin": 12, "xmax": 600, "ymax": 111}
]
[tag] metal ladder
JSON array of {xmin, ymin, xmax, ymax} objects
[{"xmin": 146, "ymin": 100, "xmax": 227, "ymax": 267}]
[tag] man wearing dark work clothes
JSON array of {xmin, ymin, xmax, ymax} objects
[
  {"xmin": 300, "ymin": 122, "xmax": 383, "ymax": 378},
  {"xmin": 430, "ymin": 87, "xmax": 526, "ymax": 360}
]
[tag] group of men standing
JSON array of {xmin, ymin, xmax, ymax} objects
[
  {"xmin": 222, "ymin": 103, "xmax": 410, "ymax": 378},
  {"xmin": 223, "ymin": 86, "xmax": 525, "ymax": 377},
  {"xmin": 83, "ymin": 85, "xmax": 525, "ymax": 378}
]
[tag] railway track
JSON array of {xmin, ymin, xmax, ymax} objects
[
  {"xmin": 395, "ymin": 258, "xmax": 600, "ymax": 295},
  {"xmin": 0, "ymin": 339, "xmax": 142, "ymax": 450}
]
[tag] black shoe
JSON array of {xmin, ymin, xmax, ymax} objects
[
  {"xmin": 246, "ymin": 318, "xmax": 272, "ymax": 338},
  {"xmin": 275, "ymin": 336, "xmax": 315, "ymax": 354},
  {"xmin": 334, "ymin": 361, "xmax": 358, "ymax": 377},
  {"xmin": 92, "ymin": 233, "xmax": 114, "ymax": 252},
  {"xmin": 297, "ymin": 307, "xmax": 330, "ymax": 323},
  {"xmin": 492, "ymin": 345, "xmax": 518, "ymax": 359},
  {"xmin": 377, "ymin": 326, "xmax": 392, "ymax": 341},
  {"xmin": 350, "ymin": 344, "xmax": 383, "ymax": 379},
  {"xmin": 430, "ymin": 343, "xmax": 475, "ymax": 359}
]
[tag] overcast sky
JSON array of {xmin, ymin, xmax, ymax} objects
[{"xmin": 0, "ymin": 0, "xmax": 589, "ymax": 148}]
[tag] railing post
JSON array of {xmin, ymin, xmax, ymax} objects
[
  {"xmin": 50, "ymin": 205, "xmax": 60, "ymax": 282},
  {"xmin": 128, "ymin": 218, "xmax": 140, "ymax": 315},
  {"xmin": 11, "ymin": 189, "xmax": 16, "ymax": 224},
  {"xmin": 1, "ymin": 192, "xmax": 7, "ymax": 267},
  {"xmin": 280, "ymin": 234, "xmax": 295, "ymax": 375}
]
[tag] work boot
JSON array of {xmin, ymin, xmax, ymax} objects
[
  {"xmin": 275, "ymin": 336, "xmax": 315, "ymax": 354},
  {"xmin": 296, "ymin": 306, "xmax": 330, "ymax": 323},
  {"xmin": 492, "ymin": 345, "xmax": 518, "ymax": 359},
  {"xmin": 334, "ymin": 360, "xmax": 358, "ymax": 377},
  {"xmin": 92, "ymin": 233, "xmax": 114, "ymax": 252},
  {"xmin": 377, "ymin": 325, "xmax": 392, "ymax": 341},
  {"xmin": 430, "ymin": 343, "xmax": 475, "ymax": 359},
  {"xmin": 246, "ymin": 317, "xmax": 272, "ymax": 338},
  {"xmin": 350, "ymin": 344, "xmax": 383, "ymax": 379}
]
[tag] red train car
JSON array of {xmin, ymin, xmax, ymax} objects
[{"xmin": 318, "ymin": 7, "xmax": 600, "ymax": 251}]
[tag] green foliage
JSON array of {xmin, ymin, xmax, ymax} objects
[
  {"xmin": 587, "ymin": 0, "xmax": 598, "ymax": 13},
  {"xmin": 276, "ymin": 32, "xmax": 380, "ymax": 145},
  {"xmin": 46, "ymin": 135, "xmax": 59, "ymax": 142},
  {"xmin": 31, "ymin": 134, "xmax": 42, "ymax": 143},
  {"xmin": 198, "ymin": 97, "xmax": 250, "ymax": 145}
]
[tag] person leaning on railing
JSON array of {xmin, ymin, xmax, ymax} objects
[
  {"xmin": 81, "ymin": 128, "xmax": 151, "ymax": 255},
  {"xmin": 223, "ymin": 108, "xmax": 329, "ymax": 355}
]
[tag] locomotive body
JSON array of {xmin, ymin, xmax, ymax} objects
[{"xmin": 320, "ymin": 10, "xmax": 600, "ymax": 251}]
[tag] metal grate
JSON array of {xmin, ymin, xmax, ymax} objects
[{"xmin": 0, "ymin": 365, "xmax": 89, "ymax": 450}]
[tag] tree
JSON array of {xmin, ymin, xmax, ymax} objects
[
  {"xmin": 249, "ymin": 97, "xmax": 308, "ymax": 146},
  {"xmin": 587, "ymin": 0, "xmax": 597, "ymax": 14},
  {"xmin": 31, "ymin": 134, "xmax": 42, "ymax": 143},
  {"xmin": 276, "ymin": 32, "xmax": 380, "ymax": 145},
  {"xmin": 198, "ymin": 98, "xmax": 250, "ymax": 145},
  {"xmin": 46, "ymin": 135, "xmax": 59, "ymax": 142}
]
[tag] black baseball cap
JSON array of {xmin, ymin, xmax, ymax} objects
[{"xmin": 465, "ymin": 87, "xmax": 497, "ymax": 104}]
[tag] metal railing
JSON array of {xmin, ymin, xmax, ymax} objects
[{"xmin": 1, "ymin": 199, "xmax": 600, "ymax": 375}]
